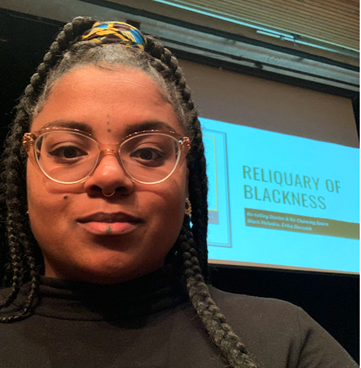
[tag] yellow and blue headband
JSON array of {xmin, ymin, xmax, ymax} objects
[{"xmin": 81, "ymin": 21, "xmax": 146, "ymax": 50}]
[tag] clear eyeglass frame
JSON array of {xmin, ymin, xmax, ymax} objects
[{"xmin": 22, "ymin": 127, "xmax": 191, "ymax": 185}]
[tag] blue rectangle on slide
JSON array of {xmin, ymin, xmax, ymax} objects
[{"xmin": 200, "ymin": 117, "xmax": 359, "ymax": 273}]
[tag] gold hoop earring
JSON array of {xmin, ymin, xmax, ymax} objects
[{"xmin": 185, "ymin": 198, "xmax": 192, "ymax": 215}]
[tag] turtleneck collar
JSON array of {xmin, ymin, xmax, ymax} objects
[{"xmin": 13, "ymin": 264, "xmax": 189, "ymax": 321}]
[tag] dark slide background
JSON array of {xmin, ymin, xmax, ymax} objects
[{"xmin": 0, "ymin": 9, "xmax": 358, "ymax": 362}]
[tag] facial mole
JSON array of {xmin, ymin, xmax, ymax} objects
[
  {"xmin": 63, "ymin": 195, "xmax": 68, "ymax": 200},
  {"xmin": 106, "ymin": 225, "xmax": 113, "ymax": 235}
]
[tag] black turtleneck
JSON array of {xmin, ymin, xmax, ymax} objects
[
  {"xmin": 0, "ymin": 265, "xmax": 357, "ymax": 368},
  {"xmin": 13, "ymin": 264, "xmax": 188, "ymax": 321}
]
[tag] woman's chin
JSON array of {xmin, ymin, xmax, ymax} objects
[{"xmin": 45, "ymin": 254, "xmax": 160, "ymax": 284}]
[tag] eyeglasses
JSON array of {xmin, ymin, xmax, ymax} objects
[{"xmin": 23, "ymin": 127, "xmax": 191, "ymax": 185}]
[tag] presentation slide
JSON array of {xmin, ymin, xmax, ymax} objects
[{"xmin": 201, "ymin": 117, "xmax": 360, "ymax": 274}]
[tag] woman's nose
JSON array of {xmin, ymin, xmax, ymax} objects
[{"xmin": 83, "ymin": 154, "xmax": 134, "ymax": 197}]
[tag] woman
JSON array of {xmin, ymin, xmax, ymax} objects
[{"xmin": 0, "ymin": 17, "xmax": 357, "ymax": 368}]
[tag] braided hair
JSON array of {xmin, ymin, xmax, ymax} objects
[{"xmin": 0, "ymin": 17, "xmax": 260, "ymax": 367}]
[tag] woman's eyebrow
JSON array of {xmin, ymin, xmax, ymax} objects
[
  {"xmin": 41, "ymin": 120, "xmax": 180, "ymax": 136},
  {"xmin": 42, "ymin": 121, "xmax": 93, "ymax": 134},
  {"xmin": 123, "ymin": 121, "xmax": 178, "ymax": 135}
]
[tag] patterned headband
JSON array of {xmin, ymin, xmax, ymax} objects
[{"xmin": 81, "ymin": 21, "xmax": 146, "ymax": 50}]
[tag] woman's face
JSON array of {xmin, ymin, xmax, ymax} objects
[{"xmin": 27, "ymin": 65, "xmax": 189, "ymax": 284}]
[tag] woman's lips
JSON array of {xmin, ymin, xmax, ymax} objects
[{"xmin": 77, "ymin": 212, "xmax": 142, "ymax": 236}]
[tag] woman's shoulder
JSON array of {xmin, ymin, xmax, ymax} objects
[
  {"xmin": 208, "ymin": 285, "xmax": 306, "ymax": 325},
  {"xmin": 208, "ymin": 286, "xmax": 305, "ymax": 337},
  {"xmin": 208, "ymin": 285, "xmax": 331, "ymax": 339},
  {"xmin": 209, "ymin": 285, "xmax": 299, "ymax": 311},
  {"xmin": 208, "ymin": 286, "xmax": 358, "ymax": 368}
]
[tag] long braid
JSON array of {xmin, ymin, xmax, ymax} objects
[
  {"xmin": 0, "ymin": 106, "xmax": 34, "ymax": 316},
  {"xmin": 179, "ymin": 218, "xmax": 260, "ymax": 368},
  {"xmin": 0, "ymin": 16, "xmax": 96, "ymax": 321}
]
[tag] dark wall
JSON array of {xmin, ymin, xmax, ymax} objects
[
  {"xmin": 0, "ymin": 8, "xmax": 359, "ymax": 363},
  {"xmin": 0, "ymin": 11, "xmax": 64, "ymax": 141}
]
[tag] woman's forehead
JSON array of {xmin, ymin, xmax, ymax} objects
[
  {"xmin": 31, "ymin": 65, "xmax": 185, "ymax": 136},
  {"xmin": 39, "ymin": 120, "xmax": 179, "ymax": 137}
]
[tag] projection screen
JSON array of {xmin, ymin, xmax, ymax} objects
[{"xmin": 179, "ymin": 59, "xmax": 359, "ymax": 274}]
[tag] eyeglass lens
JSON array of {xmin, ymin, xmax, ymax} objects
[{"xmin": 34, "ymin": 132, "xmax": 181, "ymax": 184}]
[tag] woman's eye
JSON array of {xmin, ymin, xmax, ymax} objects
[
  {"xmin": 48, "ymin": 145, "xmax": 87, "ymax": 160},
  {"xmin": 130, "ymin": 148, "xmax": 165, "ymax": 164}
]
